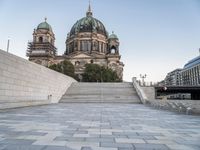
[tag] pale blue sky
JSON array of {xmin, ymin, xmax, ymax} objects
[{"xmin": 1, "ymin": 0, "xmax": 200, "ymax": 82}]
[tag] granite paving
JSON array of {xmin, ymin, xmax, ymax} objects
[{"xmin": 0, "ymin": 103, "xmax": 200, "ymax": 150}]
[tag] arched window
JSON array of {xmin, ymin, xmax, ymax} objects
[
  {"xmin": 39, "ymin": 37, "xmax": 43, "ymax": 43},
  {"xmin": 111, "ymin": 49, "xmax": 116, "ymax": 54},
  {"xmin": 110, "ymin": 46, "xmax": 116, "ymax": 54},
  {"xmin": 81, "ymin": 40, "xmax": 91, "ymax": 51},
  {"xmin": 80, "ymin": 41, "xmax": 85, "ymax": 51},
  {"xmin": 75, "ymin": 61, "xmax": 80, "ymax": 66},
  {"xmin": 88, "ymin": 41, "xmax": 91, "ymax": 52},
  {"xmin": 101, "ymin": 42, "xmax": 103, "ymax": 53}
]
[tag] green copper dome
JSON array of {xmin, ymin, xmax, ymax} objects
[
  {"xmin": 70, "ymin": 16, "xmax": 107, "ymax": 37},
  {"xmin": 37, "ymin": 18, "xmax": 52, "ymax": 31},
  {"xmin": 109, "ymin": 32, "xmax": 118, "ymax": 40},
  {"xmin": 69, "ymin": 4, "xmax": 108, "ymax": 37}
]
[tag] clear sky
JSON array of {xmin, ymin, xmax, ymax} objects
[{"xmin": 1, "ymin": 0, "xmax": 200, "ymax": 82}]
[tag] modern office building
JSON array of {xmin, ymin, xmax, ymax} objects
[
  {"xmin": 164, "ymin": 69, "xmax": 182, "ymax": 86},
  {"xmin": 163, "ymin": 51, "xmax": 200, "ymax": 86},
  {"xmin": 181, "ymin": 55, "xmax": 200, "ymax": 86}
]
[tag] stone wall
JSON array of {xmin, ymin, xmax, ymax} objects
[
  {"xmin": 0, "ymin": 49, "xmax": 77, "ymax": 109},
  {"xmin": 140, "ymin": 87, "xmax": 155, "ymax": 100},
  {"xmin": 148, "ymin": 99, "xmax": 200, "ymax": 115}
]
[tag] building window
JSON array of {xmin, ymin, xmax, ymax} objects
[
  {"xmin": 75, "ymin": 61, "xmax": 80, "ymax": 66},
  {"xmin": 101, "ymin": 42, "xmax": 103, "ymax": 53},
  {"xmin": 99, "ymin": 42, "xmax": 101, "ymax": 52},
  {"xmin": 83, "ymin": 41, "xmax": 87, "ymax": 51},
  {"xmin": 39, "ymin": 37, "xmax": 43, "ymax": 43},
  {"xmin": 111, "ymin": 49, "xmax": 116, "ymax": 54},
  {"xmin": 110, "ymin": 46, "xmax": 116, "ymax": 54},
  {"xmin": 88, "ymin": 41, "xmax": 91, "ymax": 52},
  {"xmin": 80, "ymin": 40, "xmax": 91, "ymax": 51}
]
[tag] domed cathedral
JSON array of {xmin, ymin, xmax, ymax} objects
[
  {"xmin": 26, "ymin": 18, "xmax": 57, "ymax": 66},
  {"xmin": 27, "ymin": 3, "xmax": 124, "ymax": 80},
  {"xmin": 65, "ymin": 4, "xmax": 124, "ymax": 79}
]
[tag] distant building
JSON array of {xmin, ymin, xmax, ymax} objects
[
  {"xmin": 161, "ymin": 53, "xmax": 200, "ymax": 100},
  {"xmin": 181, "ymin": 55, "xmax": 200, "ymax": 86},
  {"xmin": 162, "ymin": 51, "xmax": 200, "ymax": 86},
  {"xmin": 164, "ymin": 69, "xmax": 182, "ymax": 86},
  {"xmin": 157, "ymin": 80, "xmax": 165, "ymax": 86},
  {"xmin": 26, "ymin": 4, "xmax": 124, "ymax": 80}
]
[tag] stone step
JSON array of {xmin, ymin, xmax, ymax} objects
[
  {"xmin": 59, "ymin": 82, "xmax": 141, "ymax": 103},
  {"xmin": 70, "ymin": 83, "xmax": 134, "ymax": 88},
  {"xmin": 60, "ymin": 98, "xmax": 140, "ymax": 103},
  {"xmin": 64, "ymin": 91, "xmax": 137, "ymax": 95},
  {"xmin": 62, "ymin": 95, "xmax": 139, "ymax": 99},
  {"xmin": 60, "ymin": 97, "xmax": 140, "ymax": 103},
  {"xmin": 61, "ymin": 99, "xmax": 140, "ymax": 102}
]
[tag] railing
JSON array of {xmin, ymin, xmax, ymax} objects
[
  {"xmin": 132, "ymin": 77, "xmax": 148, "ymax": 104},
  {"xmin": 137, "ymin": 80, "xmax": 159, "ymax": 87}
]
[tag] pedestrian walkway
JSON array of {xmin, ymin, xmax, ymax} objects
[{"xmin": 0, "ymin": 103, "xmax": 200, "ymax": 150}]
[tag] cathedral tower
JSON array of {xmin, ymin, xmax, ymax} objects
[
  {"xmin": 107, "ymin": 31, "xmax": 123, "ymax": 79},
  {"xmin": 26, "ymin": 18, "xmax": 57, "ymax": 66},
  {"xmin": 108, "ymin": 31, "xmax": 119, "ymax": 54}
]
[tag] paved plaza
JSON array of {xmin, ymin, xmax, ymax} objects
[{"xmin": 0, "ymin": 103, "xmax": 200, "ymax": 150}]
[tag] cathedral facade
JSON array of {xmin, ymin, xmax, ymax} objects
[{"xmin": 27, "ymin": 5, "xmax": 124, "ymax": 80}]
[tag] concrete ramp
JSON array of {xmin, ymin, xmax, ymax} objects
[{"xmin": 60, "ymin": 82, "xmax": 141, "ymax": 103}]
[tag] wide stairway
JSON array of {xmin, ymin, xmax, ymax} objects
[{"xmin": 59, "ymin": 82, "xmax": 141, "ymax": 103}]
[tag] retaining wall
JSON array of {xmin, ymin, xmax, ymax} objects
[
  {"xmin": 0, "ymin": 49, "xmax": 76, "ymax": 109},
  {"xmin": 140, "ymin": 87, "xmax": 155, "ymax": 100}
]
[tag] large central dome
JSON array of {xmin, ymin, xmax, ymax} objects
[
  {"xmin": 65, "ymin": 3, "xmax": 120, "ymax": 59},
  {"xmin": 69, "ymin": 5, "xmax": 107, "ymax": 37}
]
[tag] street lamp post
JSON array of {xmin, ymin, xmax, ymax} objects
[
  {"xmin": 140, "ymin": 74, "xmax": 147, "ymax": 86},
  {"xmin": 100, "ymin": 69, "xmax": 103, "ymax": 82},
  {"xmin": 6, "ymin": 37, "xmax": 10, "ymax": 53}
]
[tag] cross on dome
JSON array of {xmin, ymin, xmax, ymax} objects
[{"xmin": 86, "ymin": 0, "xmax": 93, "ymax": 17}]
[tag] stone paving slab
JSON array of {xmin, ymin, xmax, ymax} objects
[{"xmin": 0, "ymin": 103, "xmax": 200, "ymax": 150}]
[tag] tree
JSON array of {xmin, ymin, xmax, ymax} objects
[
  {"xmin": 101, "ymin": 67, "xmax": 121, "ymax": 82},
  {"xmin": 61, "ymin": 60, "xmax": 75, "ymax": 77},
  {"xmin": 48, "ymin": 60, "xmax": 75, "ymax": 78},
  {"xmin": 49, "ymin": 64, "xmax": 62, "ymax": 73},
  {"xmin": 82, "ymin": 64, "xmax": 121, "ymax": 82},
  {"xmin": 82, "ymin": 64, "xmax": 101, "ymax": 82}
]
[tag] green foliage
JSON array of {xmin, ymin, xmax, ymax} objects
[
  {"xmin": 61, "ymin": 60, "xmax": 75, "ymax": 77},
  {"xmin": 48, "ymin": 60, "xmax": 75, "ymax": 78},
  {"xmin": 82, "ymin": 64, "xmax": 101, "ymax": 82},
  {"xmin": 49, "ymin": 61, "xmax": 121, "ymax": 82},
  {"xmin": 82, "ymin": 64, "xmax": 121, "ymax": 82},
  {"xmin": 49, "ymin": 64, "xmax": 62, "ymax": 73}
]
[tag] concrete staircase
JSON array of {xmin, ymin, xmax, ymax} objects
[{"xmin": 59, "ymin": 82, "xmax": 141, "ymax": 103}]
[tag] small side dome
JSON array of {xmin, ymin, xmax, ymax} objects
[
  {"xmin": 109, "ymin": 31, "xmax": 118, "ymax": 40},
  {"xmin": 37, "ymin": 18, "xmax": 52, "ymax": 31}
]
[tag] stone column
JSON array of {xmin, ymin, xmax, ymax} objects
[{"xmin": 78, "ymin": 40, "xmax": 80, "ymax": 51}]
